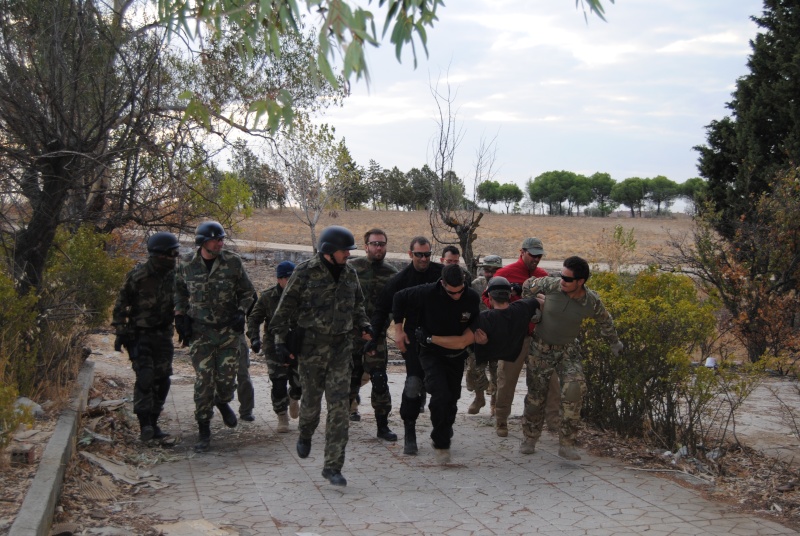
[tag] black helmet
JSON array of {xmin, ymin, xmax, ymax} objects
[
  {"xmin": 318, "ymin": 226, "xmax": 357, "ymax": 254},
  {"xmin": 147, "ymin": 232, "xmax": 180, "ymax": 255},
  {"xmin": 487, "ymin": 276, "xmax": 512, "ymax": 295},
  {"xmin": 195, "ymin": 221, "xmax": 226, "ymax": 246}
]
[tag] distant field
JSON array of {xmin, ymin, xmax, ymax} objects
[{"xmin": 235, "ymin": 208, "xmax": 695, "ymax": 265}]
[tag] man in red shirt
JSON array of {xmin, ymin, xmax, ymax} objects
[{"xmin": 488, "ymin": 237, "xmax": 558, "ymax": 438}]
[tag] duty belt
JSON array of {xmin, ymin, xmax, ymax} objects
[{"xmin": 532, "ymin": 335, "xmax": 574, "ymax": 351}]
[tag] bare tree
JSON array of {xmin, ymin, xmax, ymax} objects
[
  {"xmin": 428, "ymin": 76, "xmax": 494, "ymax": 276},
  {"xmin": 273, "ymin": 119, "xmax": 342, "ymax": 251}
]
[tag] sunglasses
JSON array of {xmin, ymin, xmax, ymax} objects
[
  {"xmin": 412, "ymin": 251, "xmax": 432, "ymax": 258},
  {"xmin": 367, "ymin": 241, "xmax": 387, "ymax": 247},
  {"xmin": 443, "ymin": 285, "xmax": 465, "ymax": 296},
  {"xmin": 560, "ymin": 273, "xmax": 578, "ymax": 283}
]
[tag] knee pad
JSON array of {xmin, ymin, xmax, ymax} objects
[
  {"xmin": 564, "ymin": 381, "xmax": 583, "ymax": 404},
  {"xmin": 404, "ymin": 376, "xmax": 424, "ymax": 398},
  {"xmin": 370, "ymin": 369, "xmax": 389, "ymax": 395}
]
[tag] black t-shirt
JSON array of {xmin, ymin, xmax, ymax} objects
[
  {"xmin": 372, "ymin": 262, "xmax": 444, "ymax": 333},
  {"xmin": 474, "ymin": 297, "xmax": 539, "ymax": 363},
  {"xmin": 393, "ymin": 281, "xmax": 480, "ymax": 356}
]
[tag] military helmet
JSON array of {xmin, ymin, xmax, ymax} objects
[
  {"xmin": 147, "ymin": 232, "xmax": 180, "ymax": 256},
  {"xmin": 318, "ymin": 226, "xmax": 357, "ymax": 254},
  {"xmin": 479, "ymin": 255, "xmax": 503, "ymax": 268},
  {"xmin": 487, "ymin": 276, "xmax": 512, "ymax": 295},
  {"xmin": 195, "ymin": 221, "xmax": 226, "ymax": 246}
]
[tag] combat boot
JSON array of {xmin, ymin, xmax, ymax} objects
[
  {"xmin": 403, "ymin": 420, "xmax": 418, "ymax": 455},
  {"xmin": 496, "ymin": 420, "xmax": 508, "ymax": 437},
  {"xmin": 558, "ymin": 439, "xmax": 581, "ymax": 460},
  {"xmin": 519, "ymin": 437, "xmax": 537, "ymax": 455},
  {"xmin": 216, "ymin": 402, "xmax": 238, "ymax": 428},
  {"xmin": 376, "ymin": 414, "xmax": 397, "ymax": 442},
  {"xmin": 468, "ymin": 390, "xmax": 486, "ymax": 415},
  {"xmin": 434, "ymin": 447, "xmax": 451, "ymax": 465},
  {"xmin": 289, "ymin": 398, "xmax": 300, "ymax": 419},
  {"xmin": 150, "ymin": 412, "xmax": 170, "ymax": 440},
  {"xmin": 349, "ymin": 396, "xmax": 360, "ymax": 421},
  {"xmin": 194, "ymin": 421, "xmax": 211, "ymax": 452},
  {"xmin": 296, "ymin": 436, "xmax": 311, "ymax": 458},
  {"xmin": 321, "ymin": 468, "xmax": 347, "ymax": 486},
  {"xmin": 276, "ymin": 412, "xmax": 289, "ymax": 433},
  {"xmin": 137, "ymin": 413, "xmax": 154, "ymax": 441}
]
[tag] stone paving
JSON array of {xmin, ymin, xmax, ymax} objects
[{"xmin": 136, "ymin": 369, "xmax": 797, "ymax": 536}]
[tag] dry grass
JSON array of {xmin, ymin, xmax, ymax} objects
[{"xmin": 234, "ymin": 208, "xmax": 694, "ymax": 264}]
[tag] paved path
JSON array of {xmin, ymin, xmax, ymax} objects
[{"xmin": 98, "ymin": 344, "xmax": 795, "ymax": 536}]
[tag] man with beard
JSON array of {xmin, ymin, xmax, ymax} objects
[
  {"xmin": 348, "ymin": 229, "xmax": 399, "ymax": 441},
  {"xmin": 112, "ymin": 232, "xmax": 181, "ymax": 441},
  {"xmin": 174, "ymin": 221, "xmax": 255, "ymax": 453},
  {"xmin": 371, "ymin": 236, "xmax": 443, "ymax": 456}
]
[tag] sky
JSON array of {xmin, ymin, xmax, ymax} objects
[{"xmin": 319, "ymin": 0, "xmax": 765, "ymax": 197}]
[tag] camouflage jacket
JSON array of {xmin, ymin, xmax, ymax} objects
[
  {"xmin": 522, "ymin": 276, "xmax": 619, "ymax": 346},
  {"xmin": 174, "ymin": 249, "xmax": 255, "ymax": 327},
  {"xmin": 247, "ymin": 284, "xmax": 284, "ymax": 359},
  {"xmin": 271, "ymin": 254, "xmax": 369, "ymax": 343},
  {"xmin": 112, "ymin": 259, "xmax": 175, "ymax": 333},
  {"xmin": 347, "ymin": 257, "xmax": 398, "ymax": 319},
  {"xmin": 471, "ymin": 275, "xmax": 490, "ymax": 312}
]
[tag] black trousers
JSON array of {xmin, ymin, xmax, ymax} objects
[
  {"xmin": 399, "ymin": 332, "xmax": 426, "ymax": 423},
  {"xmin": 418, "ymin": 348, "xmax": 466, "ymax": 449}
]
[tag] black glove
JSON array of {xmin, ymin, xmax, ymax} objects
[
  {"xmin": 510, "ymin": 283, "xmax": 523, "ymax": 297},
  {"xmin": 361, "ymin": 324, "xmax": 375, "ymax": 340},
  {"xmin": 363, "ymin": 338, "xmax": 378, "ymax": 354},
  {"xmin": 232, "ymin": 311, "xmax": 246, "ymax": 333},
  {"xmin": 114, "ymin": 334, "xmax": 128, "ymax": 352},
  {"xmin": 275, "ymin": 342, "xmax": 292, "ymax": 366},
  {"xmin": 415, "ymin": 326, "xmax": 432, "ymax": 347},
  {"xmin": 250, "ymin": 338, "xmax": 262, "ymax": 354},
  {"xmin": 175, "ymin": 315, "xmax": 193, "ymax": 346}
]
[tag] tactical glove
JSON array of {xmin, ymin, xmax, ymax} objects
[
  {"xmin": 361, "ymin": 324, "xmax": 375, "ymax": 340},
  {"xmin": 275, "ymin": 342, "xmax": 292, "ymax": 366},
  {"xmin": 414, "ymin": 326, "xmax": 433, "ymax": 347},
  {"xmin": 175, "ymin": 315, "xmax": 193, "ymax": 346},
  {"xmin": 510, "ymin": 283, "xmax": 523, "ymax": 297},
  {"xmin": 250, "ymin": 338, "xmax": 262, "ymax": 354},
  {"xmin": 114, "ymin": 334, "xmax": 128, "ymax": 353},
  {"xmin": 232, "ymin": 311, "xmax": 246, "ymax": 333},
  {"xmin": 611, "ymin": 341, "xmax": 624, "ymax": 357},
  {"xmin": 363, "ymin": 338, "xmax": 378, "ymax": 354}
]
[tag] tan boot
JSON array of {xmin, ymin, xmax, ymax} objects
[
  {"xmin": 496, "ymin": 421, "xmax": 508, "ymax": 437},
  {"xmin": 434, "ymin": 448, "xmax": 451, "ymax": 465},
  {"xmin": 519, "ymin": 438, "xmax": 537, "ymax": 455},
  {"xmin": 558, "ymin": 445, "xmax": 581, "ymax": 460},
  {"xmin": 276, "ymin": 412, "xmax": 289, "ymax": 433},
  {"xmin": 289, "ymin": 398, "xmax": 300, "ymax": 419},
  {"xmin": 468, "ymin": 390, "xmax": 486, "ymax": 415}
]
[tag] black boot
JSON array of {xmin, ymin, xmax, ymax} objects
[
  {"xmin": 321, "ymin": 468, "xmax": 347, "ymax": 486},
  {"xmin": 296, "ymin": 437, "xmax": 311, "ymax": 458},
  {"xmin": 216, "ymin": 402, "xmax": 238, "ymax": 428},
  {"xmin": 137, "ymin": 413, "xmax": 154, "ymax": 441},
  {"xmin": 194, "ymin": 421, "xmax": 211, "ymax": 452},
  {"xmin": 150, "ymin": 412, "xmax": 170, "ymax": 440},
  {"xmin": 376, "ymin": 414, "xmax": 397, "ymax": 442},
  {"xmin": 403, "ymin": 420, "xmax": 418, "ymax": 455}
]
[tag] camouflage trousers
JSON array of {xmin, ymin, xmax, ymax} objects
[
  {"xmin": 298, "ymin": 330, "xmax": 353, "ymax": 471},
  {"xmin": 522, "ymin": 338, "xmax": 587, "ymax": 447},
  {"xmin": 237, "ymin": 336, "xmax": 254, "ymax": 417},
  {"xmin": 129, "ymin": 328, "xmax": 173, "ymax": 417},
  {"xmin": 190, "ymin": 325, "xmax": 240, "ymax": 422},
  {"xmin": 465, "ymin": 351, "xmax": 497, "ymax": 394},
  {"xmin": 349, "ymin": 336, "xmax": 392, "ymax": 417},
  {"xmin": 267, "ymin": 353, "xmax": 302, "ymax": 415}
]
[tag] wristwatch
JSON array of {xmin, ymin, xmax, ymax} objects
[{"xmin": 425, "ymin": 335, "xmax": 433, "ymax": 345}]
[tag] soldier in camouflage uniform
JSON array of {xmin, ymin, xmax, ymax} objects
[
  {"xmin": 465, "ymin": 255, "xmax": 502, "ymax": 415},
  {"xmin": 270, "ymin": 226, "xmax": 373, "ymax": 487},
  {"xmin": 350, "ymin": 229, "xmax": 399, "ymax": 441},
  {"xmin": 247, "ymin": 261, "xmax": 301, "ymax": 433},
  {"xmin": 112, "ymin": 232, "xmax": 180, "ymax": 441},
  {"xmin": 174, "ymin": 221, "xmax": 255, "ymax": 453},
  {"xmin": 519, "ymin": 256, "xmax": 624, "ymax": 460}
]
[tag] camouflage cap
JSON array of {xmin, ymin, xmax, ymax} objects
[
  {"xmin": 479, "ymin": 255, "xmax": 503, "ymax": 268},
  {"xmin": 521, "ymin": 237, "xmax": 545, "ymax": 255}
]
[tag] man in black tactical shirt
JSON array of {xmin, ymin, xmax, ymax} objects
[
  {"xmin": 392, "ymin": 264, "xmax": 481, "ymax": 464},
  {"xmin": 370, "ymin": 236, "xmax": 443, "ymax": 456}
]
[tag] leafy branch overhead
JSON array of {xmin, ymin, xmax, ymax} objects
[{"xmin": 159, "ymin": 0, "xmax": 612, "ymax": 131}]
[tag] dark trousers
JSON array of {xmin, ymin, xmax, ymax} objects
[
  {"xmin": 399, "ymin": 333, "xmax": 426, "ymax": 423},
  {"xmin": 418, "ymin": 348, "xmax": 466, "ymax": 449},
  {"xmin": 130, "ymin": 328, "xmax": 174, "ymax": 417}
]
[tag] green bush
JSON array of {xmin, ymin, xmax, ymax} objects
[{"xmin": 582, "ymin": 268, "xmax": 722, "ymax": 450}]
